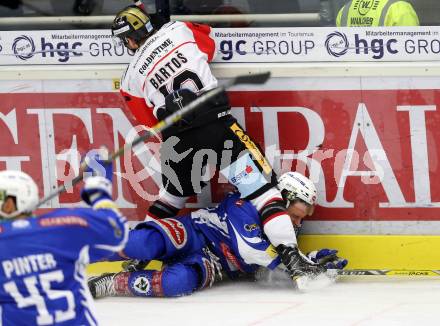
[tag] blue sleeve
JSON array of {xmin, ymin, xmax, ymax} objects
[
  {"xmin": 220, "ymin": 193, "xmax": 281, "ymax": 269},
  {"xmin": 67, "ymin": 203, "xmax": 128, "ymax": 261},
  {"xmin": 221, "ymin": 193, "xmax": 260, "ymax": 224}
]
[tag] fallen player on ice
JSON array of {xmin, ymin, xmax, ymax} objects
[{"xmin": 88, "ymin": 172, "xmax": 348, "ymax": 297}]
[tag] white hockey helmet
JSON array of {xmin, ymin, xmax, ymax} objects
[
  {"xmin": 278, "ymin": 172, "xmax": 317, "ymax": 215},
  {"xmin": 0, "ymin": 170, "xmax": 39, "ymax": 219}
]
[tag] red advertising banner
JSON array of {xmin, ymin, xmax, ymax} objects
[{"xmin": 1, "ymin": 87, "xmax": 440, "ymax": 222}]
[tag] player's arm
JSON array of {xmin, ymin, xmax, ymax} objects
[
  {"xmin": 120, "ymin": 68, "xmax": 158, "ymax": 128},
  {"xmin": 290, "ymin": 217, "xmax": 348, "ymax": 270},
  {"xmin": 80, "ymin": 150, "xmax": 129, "ymax": 260},
  {"xmin": 120, "ymin": 89, "xmax": 158, "ymax": 127},
  {"xmin": 184, "ymin": 22, "xmax": 216, "ymax": 62}
]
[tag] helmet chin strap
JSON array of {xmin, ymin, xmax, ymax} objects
[
  {"xmin": 293, "ymin": 224, "xmax": 302, "ymax": 237},
  {"xmin": 307, "ymin": 204, "xmax": 315, "ymax": 216}
]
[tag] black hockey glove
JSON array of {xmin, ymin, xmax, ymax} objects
[
  {"xmin": 156, "ymin": 88, "xmax": 198, "ymax": 125},
  {"xmin": 276, "ymin": 244, "xmax": 326, "ymax": 280},
  {"xmin": 121, "ymin": 259, "xmax": 149, "ymax": 272}
]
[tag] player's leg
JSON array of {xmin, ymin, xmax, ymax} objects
[
  {"xmin": 88, "ymin": 264, "xmax": 199, "ymax": 298},
  {"xmin": 117, "ymin": 215, "xmax": 205, "ymax": 262},
  {"xmin": 145, "ymin": 89, "xmax": 232, "ymax": 220},
  {"xmin": 145, "ymin": 130, "xmax": 199, "ymax": 220},
  {"xmin": 89, "ymin": 249, "xmax": 220, "ymax": 298}
]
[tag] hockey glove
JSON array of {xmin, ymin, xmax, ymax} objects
[
  {"xmin": 307, "ymin": 249, "xmax": 348, "ymax": 270},
  {"xmin": 81, "ymin": 148, "xmax": 113, "ymax": 206},
  {"xmin": 81, "ymin": 176, "xmax": 113, "ymax": 206},
  {"xmin": 121, "ymin": 259, "xmax": 149, "ymax": 272},
  {"xmin": 157, "ymin": 88, "xmax": 198, "ymax": 124},
  {"xmin": 276, "ymin": 244, "xmax": 326, "ymax": 281}
]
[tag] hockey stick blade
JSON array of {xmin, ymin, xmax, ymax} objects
[
  {"xmin": 232, "ymin": 72, "xmax": 270, "ymax": 86},
  {"xmin": 34, "ymin": 71, "xmax": 270, "ymax": 209},
  {"xmin": 336, "ymin": 269, "xmax": 440, "ymax": 276}
]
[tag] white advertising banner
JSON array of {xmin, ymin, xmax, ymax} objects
[
  {"xmin": 0, "ymin": 26, "xmax": 440, "ymax": 65},
  {"xmin": 0, "ymin": 30, "xmax": 133, "ymax": 65},
  {"xmin": 214, "ymin": 26, "xmax": 440, "ymax": 62}
]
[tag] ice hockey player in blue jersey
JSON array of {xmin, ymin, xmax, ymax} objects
[
  {"xmin": 0, "ymin": 153, "xmax": 128, "ymax": 325},
  {"xmin": 88, "ymin": 172, "xmax": 347, "ymax": 298}
]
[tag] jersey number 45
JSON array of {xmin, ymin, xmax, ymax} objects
[{"xmin": 4, "ymin": 270, "xmax": 75, "ymax": 325}]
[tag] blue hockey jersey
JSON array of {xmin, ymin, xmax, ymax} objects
[
  {"xmin": 191, "ymin": 193, "xmax": 281, "ymax": 275},
  {"xmin": 0, "ymin": 206, "xmax": 128, "ymax": 326}
]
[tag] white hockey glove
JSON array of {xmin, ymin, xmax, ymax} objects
[{"xmin": 81, "ymin": 176, "xmax": 113, "ymax": 206}]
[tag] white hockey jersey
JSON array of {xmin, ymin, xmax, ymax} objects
[{"xmin": 120, "ymin": 21, "xmax": 218, "ymax": 127}]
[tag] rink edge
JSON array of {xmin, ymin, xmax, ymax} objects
[
  {"xmin": 86, "ymin": 235, "xmax": 440, "ymax": 275},
  {"xmin": 298, "ymin": 235, "xmax": 440, "ymax": 270}
]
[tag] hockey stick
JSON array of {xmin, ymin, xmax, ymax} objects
[
  {"xmin": 336, "ymin": 269, "xmax": 440, "ymax": 276},
  {"xmin": 34, "ymin": 71, "xmax": 271, "ymax": 209}
]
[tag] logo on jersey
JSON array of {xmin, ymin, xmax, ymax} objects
[
  {"xmin": 12, "ymin": 35, "xmax": 35, "ymax": 60},
  {"xmin": 132, "ymin": 275, "xmax": 151, "ymax": 295},
  {"xmin": 153, "ymin": 218, "xmax": 187, "ymax": 249},
  {"xmin": 12, "ymin": 219, "xmax": 30, "ymax": 229},
  {"xmin": 355, "ymin": 0, "xmax": 375, "ymax": 15},
  {"xmin": 231, "ymin": 165, "xmax": 254, "ymax": 184},
  {"xmin": 39, "ymin": 216, "xmax": 88, "ymax": 227},
  {"xmin": 325, "ymin": 32, "xmax": 349, "ymax": 58},
  {"xmin": 220, "ymin": 242, "xmax": 243, "ymax": 272},
  {"xmin": 200, "ymin": 257, "xmax": 214, "ymax": 289},
  {"xmin": 138, "ymin": 38, "xmax": 173, "ymax": 74},
  {"xmin": 171, "ymin": 91, "xmax": 185, "ymax": 110},
  {"xmin": 244, "ymin": 223, "xmax": 259, "ymax": 232},
  {"xmin": 230, "ymin": 123, "xmax": 272, "ymax": 174}
]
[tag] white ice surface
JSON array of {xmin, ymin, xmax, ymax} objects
[{"xmin": 94, "ymin": 276, "xmax": 440, "ymax": 326}]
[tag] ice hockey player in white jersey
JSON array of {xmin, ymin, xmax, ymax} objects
[
  {"xmin": 0, "ymin": 154, "xmax": 128, "ymax": 325},
  {"xmin": 88, "ymin": 172, "xmax": 347, "ymax": 298},
  {"xmin": 112, "ymin": 4, "xmax": 321, "ymax": 278}
]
